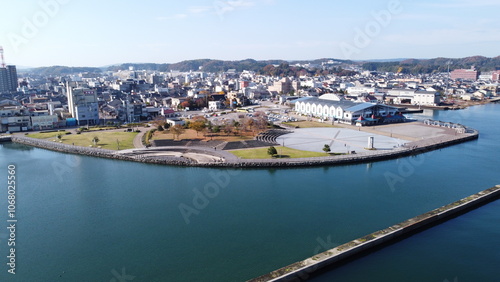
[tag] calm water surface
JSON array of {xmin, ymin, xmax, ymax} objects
[{"xmin": 0, "ymin": 104, "xmax": 498, "ymax": 281}]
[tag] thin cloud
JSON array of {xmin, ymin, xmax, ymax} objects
[
  {"xmin": 156, "ymin": 14, "xmax": 187, "ymax": 21},
  {"xmin": 188, "ymin": 6, "xmax": 212, "ymax": 14},
  {"xmin": 226, "ymin": 0, "xmax": 256, "ymax": 8},
  {"xmin": 423, "ymin": 0, "xmax": 500, "ymax": 8}
]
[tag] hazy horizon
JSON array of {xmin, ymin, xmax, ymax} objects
[{"xmin": 2, "ymin": 0, "xmax": 499, "ymax": 68}]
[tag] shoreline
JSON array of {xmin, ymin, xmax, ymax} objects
[{"xmin": 4, "ymin": 124, "xmax": 479, "ymax": 168}]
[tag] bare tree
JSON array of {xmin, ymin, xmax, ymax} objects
[{"xmin": 170, "ymin": 124, "xmax": 186, "ymax": 140}]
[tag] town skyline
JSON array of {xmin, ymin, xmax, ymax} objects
[{"xmin": 1, "ymin": 0, "xmax": 499, "ymax": 67}]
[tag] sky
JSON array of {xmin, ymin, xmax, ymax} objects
[{"xmin": 0, "ymin": 0, "xmax": 499, "ymax": 67}]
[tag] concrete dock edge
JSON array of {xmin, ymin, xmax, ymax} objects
[{"xmin": 249, "ymin": 185, "xmax": 500, "ymax": 282}]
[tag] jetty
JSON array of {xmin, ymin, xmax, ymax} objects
[{"xmin": 249, "ymin": 185, "xmax": 500, "ymax": 281}]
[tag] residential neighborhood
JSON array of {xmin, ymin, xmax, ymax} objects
[{"xmin": 1, "ymin": 59, "xmax": 499, "ymax": 133}]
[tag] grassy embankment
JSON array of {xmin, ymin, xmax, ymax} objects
[
  {"xmin": 26, "ymin": 130, "xmax": 137, "ymax": 150},
  {"xmin": 229, "ymin": 146, "xmax": 330, "ymax": 159}
]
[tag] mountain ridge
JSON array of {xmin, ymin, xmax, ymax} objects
[{"xmin": 18, "ymin": 56, "xmax": 500, "ymax": 76}]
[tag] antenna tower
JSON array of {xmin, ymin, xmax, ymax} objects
[{"xmin": 0, "ymin": 46, "xmax": 5, "ymax": 68}]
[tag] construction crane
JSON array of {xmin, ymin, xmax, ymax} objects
[{"xmin": 0, "ymin": 46, "xmax": 5, "ymax": 68}]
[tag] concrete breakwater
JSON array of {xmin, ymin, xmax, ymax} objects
[
  {"xmin": 7, "ymin": 128, "xmax": 478, "ymax": 168},
  {"xmin": 249, "ymin": 185, "xmax": 500, "ymax": 282}
]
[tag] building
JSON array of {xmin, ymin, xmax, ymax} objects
[
  {"xmin": 412, "ymin": 90, "xmax": 441, "ymax": 106},
  {"xmin": 294, "ymin": 94, "xmax": 403, "ymax": 125},
  {"xmin": 492, "ymin": 70, "xmax": 500, "ymax": 82},
  {"xmin": 450, "ymin": 67, "xmax": 478, "ymax": 81},
  {"xmin": 0, "ymin": 65, "xmax": 18, "ymax": 93},
  {"xmin": 66, "ymin": 85, "xmax": 99, "ymax": 125},
  {"xmin": 31, "ymin": 115, "xmax": 59, "ymax": 131},
  {"xmin": 166, "ymin": 118, "xmax": 185, "ymax": 127},
  {"xmin": 0, "ymin": 105, "xmax": 30, "ymax": 132},
  {"xmin": 269, "ymin": 77, "xmax": 293, "ymax": 94},
  {"xmin": 346, "ymin": 86, "xmax": 376, "ymax": 95},
  {"xmin": 208, "ymin": 100, "xmax": 223, "ymax": 111}
]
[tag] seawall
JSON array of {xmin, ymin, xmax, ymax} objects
[
  {"xmin": 0, "ymin": 136, "xmax": 12, "ymax": 142},
  {"xmin": 9, "ymin": 136, "xmax": 195, "ymax": 166},
  {"xmin": 7, "ymin": 128, "xmax": 478, "ymax": 168},
  {"xmin": 249, "ymin": 185, "xmax": 500, "ymax": 282}
]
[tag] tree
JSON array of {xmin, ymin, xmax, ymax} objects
[
  {"xmin": 157, "ymin": 125, "xmax": 164, "ymax": 131},
  {"xmin": 92, "ymin": 136, "xmax": 100, "ymax": 146},
  {"xmin": 170, "ymin": 124, "xmax": 186, "ymax": 140},
  {"xmin": 57, "ymin": 133, "xmax": 63, "ymax": 141},
  {"xmin": 212, "ymin": 125, "xmax": 221, "ymax": 134},
  {"xmin": 267, "ymin": 146, "xmax": 278, "ymax": 157},
  {"xmin": 152, "ymin": 115, "xmax": 166, "ymax": 128},
  {"xmin": 323, "ymin": 144, "xmax": 331, "ymax": 153},
  {"xmin": 232, "ymin": 120, "xmax": 241, "ymax": 135},
  {"xmin": 189, "ymin": 116, "xmax": 207, "ymax": 136}
]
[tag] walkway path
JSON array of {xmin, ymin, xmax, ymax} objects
[{"xmin": 132, "ymin": 126, "xmax": 149, "ymax": 148}]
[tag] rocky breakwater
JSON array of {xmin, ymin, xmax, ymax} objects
[
  {"xmin": 11, "ymin": 136, "xmax": 194, "ymax": 166},
  {"xmin": 10, "ymin": 124, "xmax": 478, "ymax": 168}
]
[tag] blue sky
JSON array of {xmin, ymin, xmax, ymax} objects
[{"xmin": 1, "ymin": 0, "xmax": 499, "ymax": 67}]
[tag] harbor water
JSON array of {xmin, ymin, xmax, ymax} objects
[{"xmin": 0, "ymin": 104, "xmax": 498, "ymax": 281}]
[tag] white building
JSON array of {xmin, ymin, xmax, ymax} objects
[
  {"xmin": 67, "ymin": 85, "xmax": 99, "ymax": 126},
  {"xmin": 294, "ymin": 94, "xmax": 402, "ymax": 125},
  {"xmin": 208, "ymin": 101, "xmax": 223, "ymax": 111},
  {"xmin": 31, "ymin": 115, "xmax": 59, "ymax": 130},
  {"xmin": 346, "ymin": 86, "xmax": 376, "ymax": 95},
  {"xmin": 412, "ymin": 91, "xmax": 441, "ymax": 106}
]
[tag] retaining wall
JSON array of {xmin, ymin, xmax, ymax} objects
[{"xmin": 0, "ymin": 136, "xmax": 12, "ymax": 142}]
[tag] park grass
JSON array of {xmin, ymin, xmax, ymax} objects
[
  {"xmin": 26, "ymin": 131, "xmax": 137, "ymax": 150},
  {"xmin": 229, "ymin": 146, "xmax": 329, "ymax": 159},
  {"xmin": 153, "ymin": 128, "xmax": 255, "ymax": 142},
  {"xmin": 283, "ymin": 120, "xmax": 340, "ymax": 128},
  {"xmin": 25, "ymin": 132, "xmax": 63, "ymax": 139}
]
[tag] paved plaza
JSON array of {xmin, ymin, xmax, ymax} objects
[
  {"xmin": 276, "ymin": 128, "xmax": 407, "ymax": 153},
  {"xmin": 275, "ymin": 122, "xmax": 460, "ymax": 154}
]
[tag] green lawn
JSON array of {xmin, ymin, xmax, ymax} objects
[
  {"xmin": 26, "ymin": 131, "xmax": 138, "ymax": 150},
  {"xmin": 229, "ymin": 146, "xmax": 330, "ymax": 159},
  {"xmin": 283, "ymin": 120, "xmax": 340, "ymax": 128}
]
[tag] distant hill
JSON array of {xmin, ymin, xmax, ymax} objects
[
  {"xmin": 362, "ymin": 56, "xmax": 500, "ymax": 74},
  {"xmin": 18, "ymin": 56, "xmax": 499, "ymax": 76},
  {"xmin": 21, "ymin": 66, "xmax": 103, "ymax": 76},
  {"xmin": 23, "ymin": 58, "xmax": 355, "ymax": 76},
  {"xmin": 107, "ymin": 59, "xmax": 291, "ymax": 73}
]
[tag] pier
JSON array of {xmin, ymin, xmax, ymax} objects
[{"xmin": 249, "ymin": 185, "xmax": 500, "ymax": 281}]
